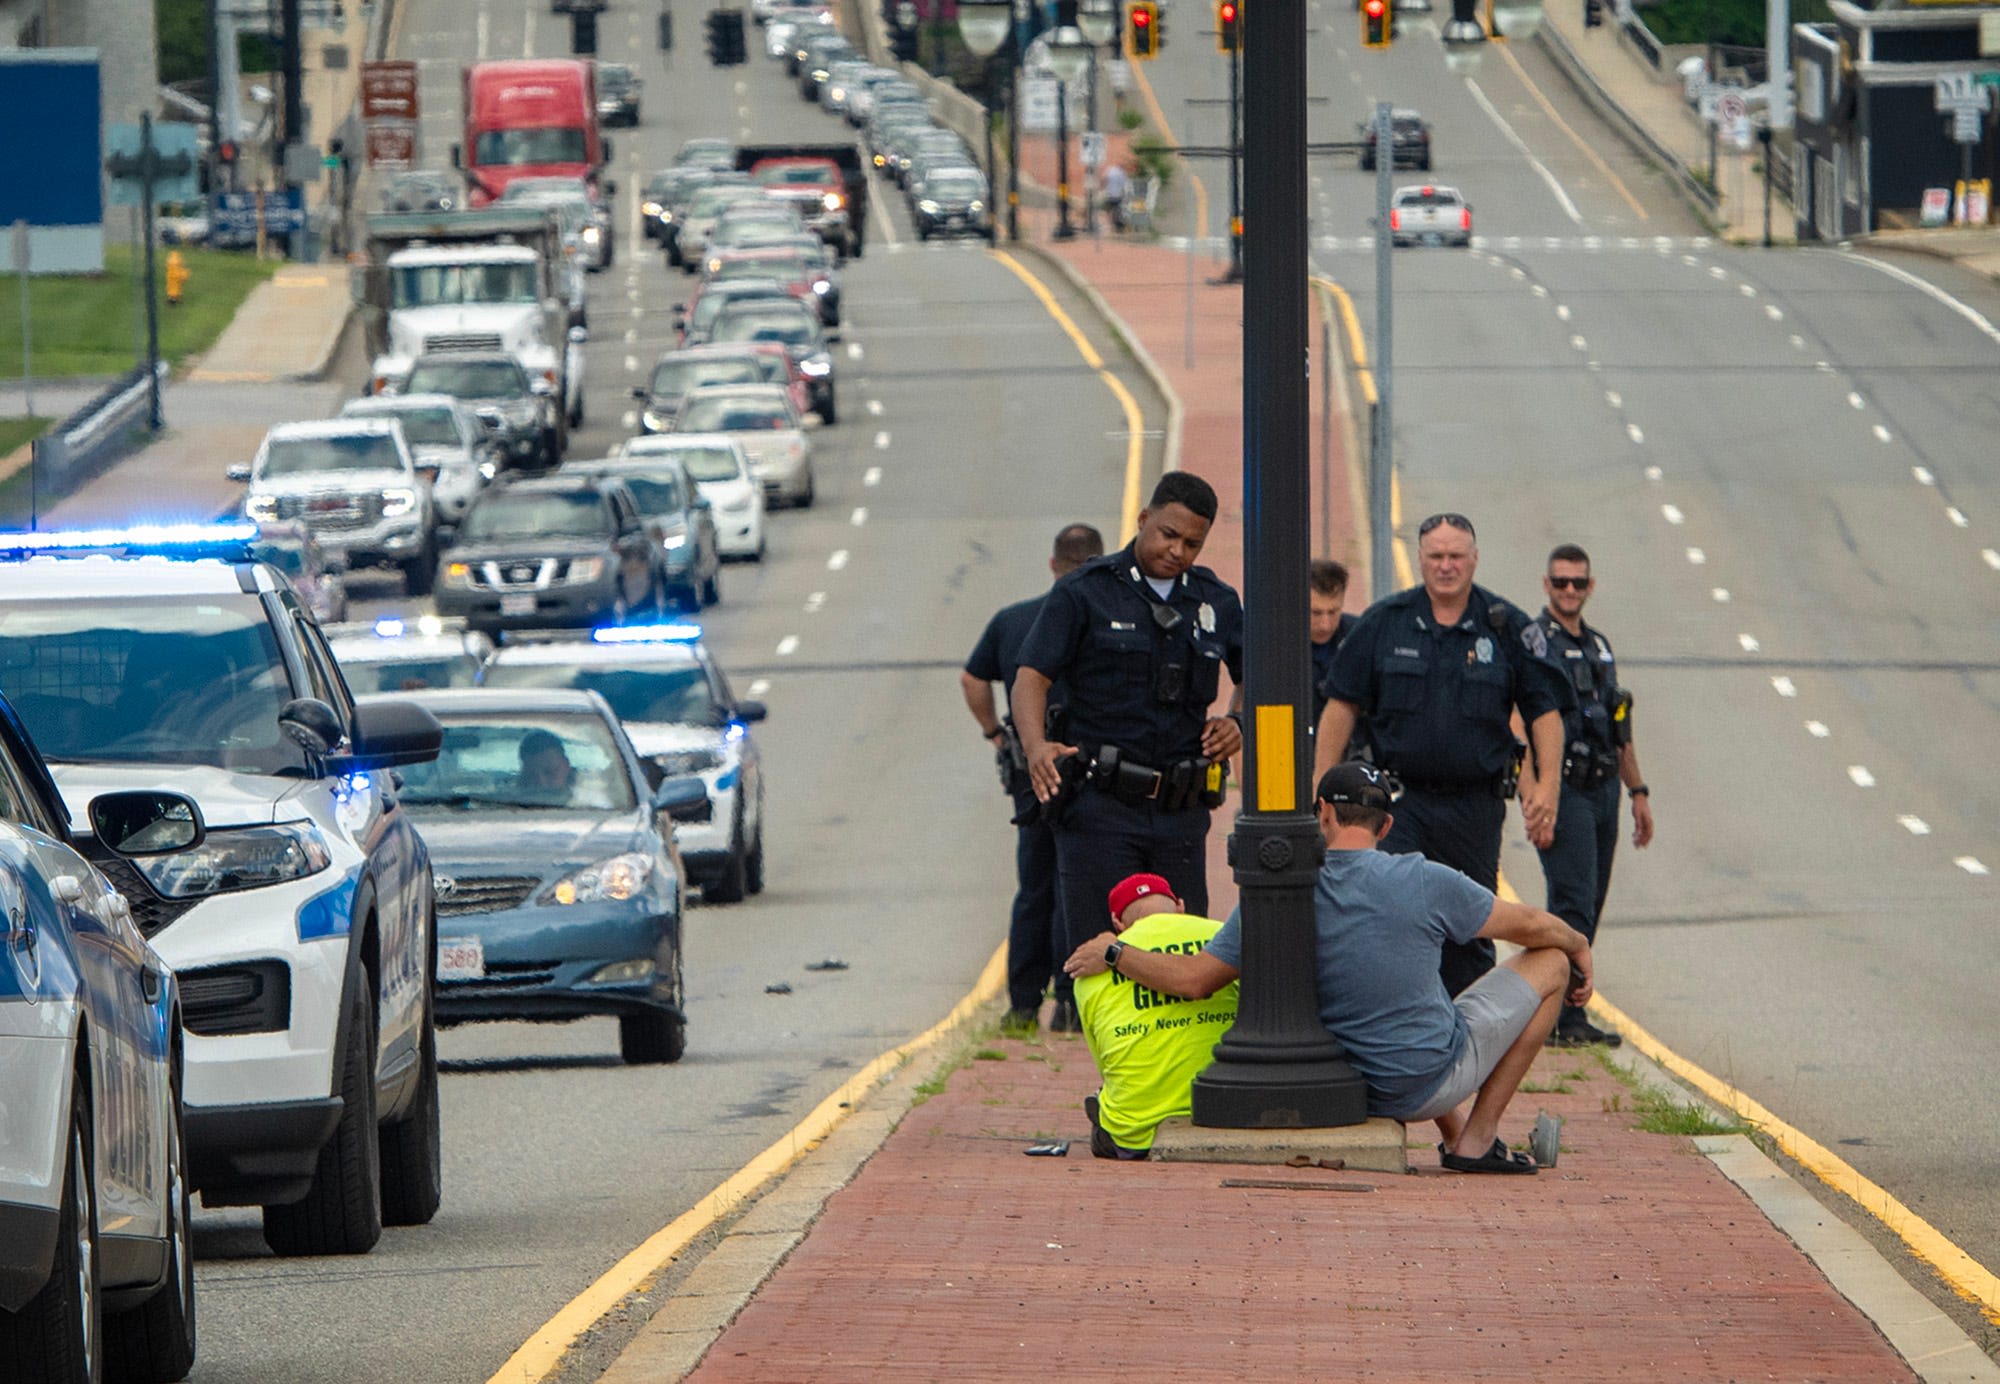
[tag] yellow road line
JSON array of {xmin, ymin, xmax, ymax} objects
[
  {"xmin": 1125, "ymin": 38, "xmax": 1209, "ymax": 243},
  {"xmin": 1495, "ymin": 43, "xmax": 1648, "ymax": 221},
  {"xmin": 1312, "ymin": 276, "xmax": 1376, "ymax": 407},
  {"xmin": 484, "ymin": 944, "xmax": 1009, "ymax": 1384},
  {"xmin": 991, "ymin": 248, "xmax": 1148, "ymax": 542}
]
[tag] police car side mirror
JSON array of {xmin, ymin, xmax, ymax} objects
[
  {"xmin": 733, "ymin": 699, "xmax": 767, "ymax": 724},
  {"xmin": 89, "ymin": 790, "xmax": 205, "ymax": 857},
  {"xmin": 227, "ymin": 463, "xmax": 253, "ymax": 483},
  {"xmin": 339, "ymin": 697, "xmax": 445, "ymax": 771}
]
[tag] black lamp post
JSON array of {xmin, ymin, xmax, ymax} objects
[
  {"xmin": 1077, "ymin": 0, "xmax": 1118, "ymax": 234},
  {"xmin": 957, "ymin": 0, "xmax": 1019, "ymax": 240},
  {"xmin": 1046, "ymin": 12, "xmax": 1090, "ymax": 240}
]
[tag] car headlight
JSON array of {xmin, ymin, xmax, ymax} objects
[
  {"xmin": 800, "ymin": 355, "xmax": 831, "ymax": 377},
  {"xmin": 643, "ymin": 408, "xmax": 670, "ymax": 431},
  {"xmin": 969, "ymin": 200, "xmax": 985, "ymax": 212},
  {"xmin": 244, "ymin": 494, "xmax": 278, "ymax": 521},
  {"xmin": 822, "ymin": 192, "xmax": 843, "ymax": 211},
  {"xmin": 918, "ymin": 199, "xmax": 940, "ymax": 215},
  {"xmin": 812, "ymin": 279, "xmax": 831, "ymax": 295},
  {"xmin": 135, "ymin": 821, "xmax": 332, "ymax": 899},
  {"xmin": 568, "ymin": 556, "xmax": 606, "ymax": 582},
  {"xmin": 653, "ymin": 748, "xmax": 724, "ymax": 775},
  {"xmin": 642, "ymin": 200, "xmax": 663, "ymax": 217},
  {"xmin": 381, "ymin": 486, "xmax": 419, "ymax": 518},
  {"xmin": 582, "ymin": 224, "xmax": 602, "ymax": 243},
  {"xmin": 587, "ymin": 958, "xmax": 657, "ymax": 984},
  {"xmin": 660, "ymin": 530, "xmax": 688, "ymax": 550},
  {"xmin": 540, "ymin": 852, "xmax": 654, "ymax": 905},
  {"xmin": 706, "ymin": 257, "xmax": 723, "ymax": 274},
  {"xmin": 478, "ymin": 460, "xmax": 498, "ymax": 480}
]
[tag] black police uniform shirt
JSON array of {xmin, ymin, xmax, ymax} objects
[
  {"xmin": 1325, "ymin": 583, "xmax": 1571, "ymax": 786},
  {"xmin": 964, "ymin": 594, "xmax": 1048, "ymax": 721},
  {"xmin": 1310, "ymin": 612, "xmax": 1361, "ymax": 724},
  {"xmin": 1538, "ymin": 609, "xmax": 1620, "ymax": 751},
  {"xmin": 1016, "ymin": 544, "xmax": 1246, "ymax": 769}
]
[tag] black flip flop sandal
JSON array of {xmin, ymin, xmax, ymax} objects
[{"xmin": 1439, "ymin": 1138, "xmax": 1539, "ymax": 1175}]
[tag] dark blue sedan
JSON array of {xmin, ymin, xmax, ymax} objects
[{"xmin": 387, "ymin": 689, "xmax": 706, "ymax": 1064}]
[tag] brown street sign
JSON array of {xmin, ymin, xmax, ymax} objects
[{"xmin": 360, "ymin": 60, "xmax": 420, "ymax": 120}]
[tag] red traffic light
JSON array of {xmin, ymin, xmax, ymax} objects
[
  {"xmin": 1134, "ymin": 7, "xmax": 1152, "ymax": 26},
  {"xmin": 1363, "ymin": 0, "xmax": 1383, "ymax": 15},
  {"xmin": 1219, "ymin": 2, "xmax": 1236, "ymax": 19}
]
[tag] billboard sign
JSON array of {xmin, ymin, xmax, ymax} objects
[{"xmin": 0, "ymin": 49, "xmax": 104, "ymax": 274}]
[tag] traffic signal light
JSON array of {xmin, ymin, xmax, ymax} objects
[
  {"xmin": 1217, "ymin": 0, "xmax": 1240, "ymax": 51},
  {"xmin": 705, "ymin": 9, "xmax": 747, "ymax": 65},
  {"xmin": 1128, "ymin": 0, "xmax": 1159, "ymax": 57},
  {"xmin": 1361, "ymin": 0, "xmax": 1391, "ymax": 47}
]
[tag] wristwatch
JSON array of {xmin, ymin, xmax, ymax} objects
[
  {"xmin": 1630, "ymin": 784, "xmax": 1650, "ymax": 797},
  {"xmin": 1104, "ymin": 940, "xmax": 1127, "ymax": 972}
]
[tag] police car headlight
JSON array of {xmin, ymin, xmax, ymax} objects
[
  {"xmin": 652, "ymin": 748, "xmax": 723, "ymax": 775},
  {"xmin": 541, "ymin": 852, "xmax": 653, "ymax": 905},
  {"xmin": 381, "ymin": 486, "xmax": 419, "ymax": 518},
  {"xmin": 642, "ymin": 200, "xmax": 664, "ymax": 218},
  {"xmin": 244, "ymin": 494, "xmax": 278, "ymax": 522},
  {"xmin": 136, "ymin": 821, "xmax": 332, "ymax": 898}
]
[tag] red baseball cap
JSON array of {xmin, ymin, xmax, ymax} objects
[{"xmin": 1108, "ymin": 873, "xmax": 1177, "ymax": 923}]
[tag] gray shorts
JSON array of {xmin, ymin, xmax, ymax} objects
[{"xmin": 1398, "ymin": 967, "xmax": 1544, "ymax": 1124}]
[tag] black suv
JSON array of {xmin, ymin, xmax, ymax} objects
[
  {"xmin": 1359, "ymin": 108, "xmax": 1432, "ymax": 171},
  {"xmin": 434, "ymin": 474, "xmax": 670, "ymax": 631},
  {"xmin": 402, "ymin": 351, "xmax": 561, "ymax": 472}
]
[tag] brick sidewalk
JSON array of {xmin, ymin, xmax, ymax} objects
[{"xmin": 686, "ymin": 1029, "xmax": 1914, "ymax": 1382}]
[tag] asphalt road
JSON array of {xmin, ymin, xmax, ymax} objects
[{"xmin": 180, "ymin": 5, "xmax": 1158, "ymax": 1382}]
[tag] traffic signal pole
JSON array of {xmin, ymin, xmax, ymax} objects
[{"xmin": 1225, "ymin": 37, "xmax": 1243, "ymax": 280}]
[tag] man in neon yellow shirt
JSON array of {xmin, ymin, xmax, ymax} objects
[{"xmin": 1074, "ymin": 873, "xmax": 1240, "ymax": 1158}]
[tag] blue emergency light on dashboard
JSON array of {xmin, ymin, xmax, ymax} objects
[
  {"xmin": 0, "ymin": 521, "xmax": 261, "ymax": 559},
  {"xmin": 591, "ymin": 623, "xmax": 703, "ymax": 645}
]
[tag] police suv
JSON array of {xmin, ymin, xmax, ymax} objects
[{"xmin": 0, "ymin": 525, "xmax": 446, "ymax": 1258}]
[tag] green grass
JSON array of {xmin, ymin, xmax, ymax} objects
[
  {"xmin": 973, "ymin": 1048, "xmax": 1008, "ymax": 1062},
  {"xmin": 0, "ymin": 244, "xmax": 278, "ymax": 378},
  {"xmin": 0, "ymin": 417, "xmax": 50, "ymax": 456},
  {"xmin": 1637, "ymin": 0, "xmax": 1839, "ymax": 46}
]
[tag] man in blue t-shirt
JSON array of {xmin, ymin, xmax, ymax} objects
[{"xmin": 1064, "ymin": 762, "xmax": 1593, "ymax": 1174}]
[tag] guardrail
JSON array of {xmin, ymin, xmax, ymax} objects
[
  {"xmin": 27, "ymin": 362, "xmax": 169, "ymax": 505},
  {"xmin": 1537, "ymin": 17, "xmax": 1721, "ymax": 216}
]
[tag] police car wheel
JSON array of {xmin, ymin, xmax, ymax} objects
[
  {"xmin": 707, "ymin": 813, "xmax": 749, "ymax": 904},
  {"xmin": 0, "ymin": 1090, "xmax": 100, "ymax": 1384},
  {"xmin": 744, "ymin": 824, "xmax": 765, "ymax": 896},
  {"xmin": 262, "ymin": 985, "xmax": 383, "ymax": 1257},
  {"xmin": 619, "ymin": 1010, "xmax": 686, "ymax": 1064},
  {"xmin": 378, "ymin": 999, "xmax": 442, "ymax": 1228},
  {"xmin": 105, "ymin": 1062, "xmax": 197, "ymax": 1381}
]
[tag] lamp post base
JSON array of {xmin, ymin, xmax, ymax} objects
[{"xmin": 1190, "ymin": 1057, "xmax": 1370, "ymax": 1128}]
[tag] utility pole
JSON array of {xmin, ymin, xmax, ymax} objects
[
  {"xmin": 1371, "ymin": 101, "xmax": 1393, "ymax": 600},
  {"xmin": 281, "ymin": 0, "xmax": 304, "ymax": 257},
  {"xmin": 103, "ymin": 114, "xmax": 190, "ymax": 432}
]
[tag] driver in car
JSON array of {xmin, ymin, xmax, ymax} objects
[{"xmin": 515, "ymin": 729, "xmax": 577, "ymax": 806}]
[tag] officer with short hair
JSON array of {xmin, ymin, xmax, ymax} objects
[
  {"xmin": 1533, "ymin": 544, "xmax": 1653, "ymax": 1047},
  {"xmin": 1314, "ymin": 513, "xmax": 1572, "ymax": 997},
  {"xmin": 1012, "ymin": 472, "xmax": 1245, "ymax": 1031},
  {"xmin": 1310, "ymin": 557, "xmax": 1359, "ymax": 727},
  {"xmin": 960, "ymin": 522, "xmax": 1108, "ymax": 1032}
]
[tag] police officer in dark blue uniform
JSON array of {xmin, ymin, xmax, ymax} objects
[
  {"xmin": 1315, "ymin": 513, "xmax": 1573, "ymax": 997},
  {"xmin": 960, "ymin": 523, "xmax": 1107, "ymax": 1033},
  {"xmin": 1310, "ymin": 557, "xmax": 1360, "ymax": 728},
  {"xmin": 1533, "ymin": 543, "xmax": 1654, "ymax": 1046},
  {"xmin": 1012, "ymin": 473, "xmax": 1245, "ymax": 1032}
]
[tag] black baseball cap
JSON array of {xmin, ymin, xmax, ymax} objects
[{"xmin": 1315, "ymin": 761, "xmax": 1400, "ymax": 810}]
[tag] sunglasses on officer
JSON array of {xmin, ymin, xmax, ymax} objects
[
  {"xmin": 1417, "ymin": 513, "xmax": 1476, "ymax": 540},
  {"xmin": 1547, "ymin": 575, "xmax": 1591, "ymax": 590}
]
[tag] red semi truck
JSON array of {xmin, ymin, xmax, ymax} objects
[{"xmin": 457, "ymin": 59, "xmax": 607, "ymax": 207}]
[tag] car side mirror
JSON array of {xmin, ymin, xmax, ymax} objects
[
  {"xmin": 569, "ymin": 325, "xmax": 589, "ymax": 344},
  {"xmin": 655, "ymin": 775, "xmax": 711, "ymax": 822},
  {"xmin": 631, "ymin": 385, "xmax": 649, "ymax": 399},
  {"xmin": 88, "ymin": 790, "xmax": 205, "ymax": 857},
  {"xmin": 338, "ymin": 697, "xmax": 445, "ymax": 770},
  {"xmin": 227, "ymin": 463, "xmax": 253, "ymax": 483},
  {"xmin": 530, "ymin": 377, "xmax": 556, "ymax": 397},
  {"xmin": 733, "ymin": 698, "xmax": 767, "ymax": 723},
  {"xmin": 279, "ymin": 698, "xmax": 344, "ymax": 756}
]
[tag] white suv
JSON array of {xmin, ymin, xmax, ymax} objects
[{"xmin": 0, "ymin": 526, "xmax": 446, "ymax": 1257}]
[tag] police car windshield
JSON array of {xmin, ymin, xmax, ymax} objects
[
  {"xmin": 0, "ymin": 596, "xmax": 304, "ymax": 773},
  {"xmin": 482, "ymin": 661, "xmax": 718, "ymax": 726},
  {"xmin": 398, "ymin": 713, "xmax": 636, "ymax": 812},
  {"xmin": 262, "ymin": 433, "xmax": 404, "ymax": 477},
  {"xmin": 461, "ymin": 489, "xmax": 609, "ymax": 541},
  {"xmin": 334, "ymin": 654, "xmax": 483, "ymax": 694}
]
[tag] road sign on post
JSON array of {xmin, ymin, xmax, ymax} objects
[{"xmin": 359, "ymin": 61, "xmax": 420, "ymax": 120}]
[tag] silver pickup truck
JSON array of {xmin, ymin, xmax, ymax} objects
[{"xmin": 1389, "ymin": 184, "xmax": 1473, "ymax": 248}]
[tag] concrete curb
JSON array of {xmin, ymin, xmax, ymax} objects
[{"xmin": 1012, "ymin": 244, "xmax": 1183, "ymax": 484}]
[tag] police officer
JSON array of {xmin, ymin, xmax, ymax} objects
[
  {"xmin": 1314, "ymin": 513, "xmax": 1572, "ymax": 996},
  {"xmin": 1012, "ymin": 472, "xmax": 1245, "ymax": 1032},
  {"xmin": 1310, "ymin": 558, "xmax": 1360, "ymax": 728},
  {"xmin": 1533, "ymin": 544, "xmax": 1654, "ymax": 1046},
  {"xmin": 959, "ymin": 522, "xmax": 1107, "ymax": 1033}
]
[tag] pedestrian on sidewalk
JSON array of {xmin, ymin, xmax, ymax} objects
[
  {"xmin": 1102, "ymin": 161, "xmax": 1131, "ymax": 232},
  {"xmin": 1074, "ymin": 873, "xmax": 1238, "ymax": 1158},
  {"xmin": 1313, "ymin": 513, "xmax": 1573, "ymax": 997},
  {"xmin": 960, "ymin": 522, "xmax": 1107, "ymax": 1033},
  {"xmin": 1066, "ymin": 762, "xmax": 1593, "ymax": 1174},
  {"xmin": 1531, "ymin": 544, "xmax": 1653, "ymax": 1048},
  {"xmin": 1309, "ymin": 558, "xmax": 1359, "ymax": 728},
  {"xmin": 1013, "ymin": 471, "xmax": 1245, "ymax": 1034}
]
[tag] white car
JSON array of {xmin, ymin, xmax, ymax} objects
[
  {"xmin": 325, "ymin": 615, "xmax": 497, "ymax": 695},
  {"xmin": 340, "ymin": 393, "xmax": 499, "ymax": 527},
  {"xmin": 672, "ymin": 383, "xmax": 814, "ymax": 508},
  {"xmin": 229, "ymin": 418, "xmax": 438, "ymax": 595},
  {"xmin": 0, "ymin": 526, "xmax": 446, "ymax": 1259},
  {"xmin": 481, "ymin": 626, "xmax": 768, "ymax": 902},
  {"xmin": 617, "ymin": 432, "xmax": 767, "ymax": 560}
]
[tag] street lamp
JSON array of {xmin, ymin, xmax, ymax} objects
[
  {"xmin": 957, "ymin": 0, "xmax": 1017, "ymax": 239},
  {"xmin": 1046, "ymin": 21, "xmax": 1090, "ymax": 239},
  {"xmin": 1492, "ymin": 0, "xmax": 1545, "ymax": 38},
  {"xmin": 1440, "ymin": 15, "xmax": 1488, "ymax": 73},
  {"xmin": 1077, "ymin": 0, "xmax": 1118, "ymax": 234}
]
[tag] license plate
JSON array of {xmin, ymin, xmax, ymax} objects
[
  {"xmin": 499, "ymin": 593, "xmax": 536, "ymax": 616},
  {"xmin": 438, "ymin": 937, "xmax": 485, "ymax": 982}
]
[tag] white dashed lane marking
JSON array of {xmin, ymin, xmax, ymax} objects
[
  {"xmin": 1984, "ymin": 549, "xmax": 2000, "ymax": 571},
  {"xmin": 846, "ymin": 342, "xmax": 864, "ymax": 361},
  {"xmin": 1712, "ymin": 588, "xmax": 1731, "ymax": 603},
  {"xmin": 1789, "ymin": 334, "xmax": 1806, "ymax": 349},
  {"xmin": 1738, "ymin": 632, "xmax": 1761, "ymax": 652},
  {"xmin": 1947, "ymin": 508, "xmax": 1969, "ymax": 528},
  {"xmin": 1847, "ymin": 765, "xmax": 1876, "ymax": 788},
  {"xmin": 1604, "ymin": 389, "xmax": 1621, "ymax": 409},
  {"xmin": 1848, "ymin": 392, "xmax": 1866, "ymax": 409},
  {"xmin": 850, "ymin": 507, "xmax": 868, "ymax": 526},
  {"xmin": 1899, "ymin": 815, "xmax": 1932, "ymax": 836},
  {"xmin": 747, "ymin": 679, "xmax": 770, "ymax": 698},
  {"xmin": 1873, "ymin": 424, "xmax": 1892, "ymax": 443},
  {"xmin": 1806, "ymin": 720, "xmax": 1831, "ymax": 738},
  {"xmin": 775, "ymin": 636, "xmax": 800, "ymax": 656},
  {"xmin": 874, "ymin": 431, "xmax": 890, "ymax": 450},
  {"xmin": 1660, "ymin": 503, "xmax": 1682, "ymax": 525},
  {"xmin": 1627, "ymin": 423, "xmax": 1645, "ymax": 444},
  {"xmin": 862, "ymin": 467, "xmax": 882, "ymax": 487},
  {"xmin": 1765, "ymin": 305, "xmax": 1783, "ymax": 321},
  {"xmin": 1913, "ymin": 466, "xmax": 1934, "ymax": 486},
  {"xmin": 621, "ymin": 411, "xmax": 637, "ymax": 430},
  {"xmin": 1771, "ymin": 676, "xmax": 1797, "ymax": 698},
  {"xmin": 827, "ymin": 549, "xmax": 849, "ymax": 570},
  {"xmin": 804, "ymin": 591, "xmax": 826, "ymax": 612},
  {"xmin": 867, "ymin": 399, "xmax": 884, "ymax": 416},
  {"xmin": 1955, "ymin": 857, "xmax": 1990, "ymax": 876},
  {"xmin": 1644, "ymin": 465, "xmax": 1663, "ymax": 481},
  {"xmin": 1686, "ymin": 547, "xmax": 1706, "ymax": 564}
]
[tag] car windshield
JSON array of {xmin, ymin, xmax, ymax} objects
[
  {"xmin": 391, "ymin": 262, "xmax": 538, "ymax": 309},
  {"xmin": 474, "ymin": 127, "xmax": 588, "ymax": 167},
  {"xmin": 928, "ymin": 175, "xmax": 984, "ymax": 200},
  {"xmin": 483, "ymin": 661, "xmax": 718, "ymax": 726},
  {"xmin": 754, "ymin": 161, "xmax": 836, "ymax": 186},
  {"xmin": 677, "ymin": 140, "xmax": 733, "ymax": 165},
  {"xmin": 399, "ymin": 713, "xmax": 635, "ymax": 811},
  {"xmin": 678, "ymin": 395, "xmax": 787, "ymax": 432},
  {"xmin": 599, "ymin": 64, "xmax": 634, "ymax": 87},
  {"xmin": 713, "ymin": 222, "xmax": 801, "ymax": 249},
  {"xmin": 334, "ymin": 653, "xmax": 484, "ymax": 693},
  {"xmin": 405, "ymin": 360, "xmax": 525, "ymax": 397},
  {"xmin": 711, "ymin": 311, "xmax": 814, "ymax": 347},
  {"xmin": 654, "ymin": 444, "xmax": 742, "ymax": 482},
  {"xmin": 262, "ymin": 432, "xmax": 404, "ymax": 477},
  {"xmin": 690, "ymin": 187, "xmax": 764, "ymax": 218},
  {"xmin": 617, "ymin": 474, "xmax": 687, "ymax": 515},
  {"xmin": 0, "ymin": 596, "xmax": 303, "ymax": 774},
  {"xmin": 370, "ymin": 406, "xmax": 462, "ymax": 447},
  {"xmin": 692, "ymin": 286, "xmax": 784, "ymax": 331},
  {"xmin": 713, "ymin": 255, "xmax": 807, "ymax": 282},
  {"xmin": 751, "ymin": 355, "xmax": 791, "ymax": 386},
  {"xmin": 460, "ymin": 490, "xmax": 610, "ymax": 541},
  {"xmin": 1396, "ymin": 189, "xmax": 1461, "ymax": 206},
  {"xmin": 650, "ymin": 354, "xmax": 762, "ymax": 395}
]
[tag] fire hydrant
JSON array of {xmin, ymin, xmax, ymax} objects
[{"xmin": 165, "ymin": 250, "xmax": 189, "ymax": 307}]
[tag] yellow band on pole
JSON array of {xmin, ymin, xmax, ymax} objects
[{"xmin": 1254, "ymin": 704, "xmax": 1296, "ymax": 812}]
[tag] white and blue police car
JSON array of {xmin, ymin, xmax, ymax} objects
[
  {"xmin": 0, "ymin": 525, "xmax": 446, "ymax": 1259},
  {"xmin": 480, "ymin": 625, "xmax": 768, "ymax": 902},
  {"xmin": 324, "ymin": 615, "xmax": 496, "ymax": 696}
]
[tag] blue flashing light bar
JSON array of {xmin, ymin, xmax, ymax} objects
[
  {"xmin": 591, "ymin": 623, "xmax": 704, "ymax": 645},
  {"xmin": 0, "ymin": 522, "xmax": 261, "ymax": 558},
  {"xmin": 374, "ymin": 617, "xmax": 407, "ymax": 638}
]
